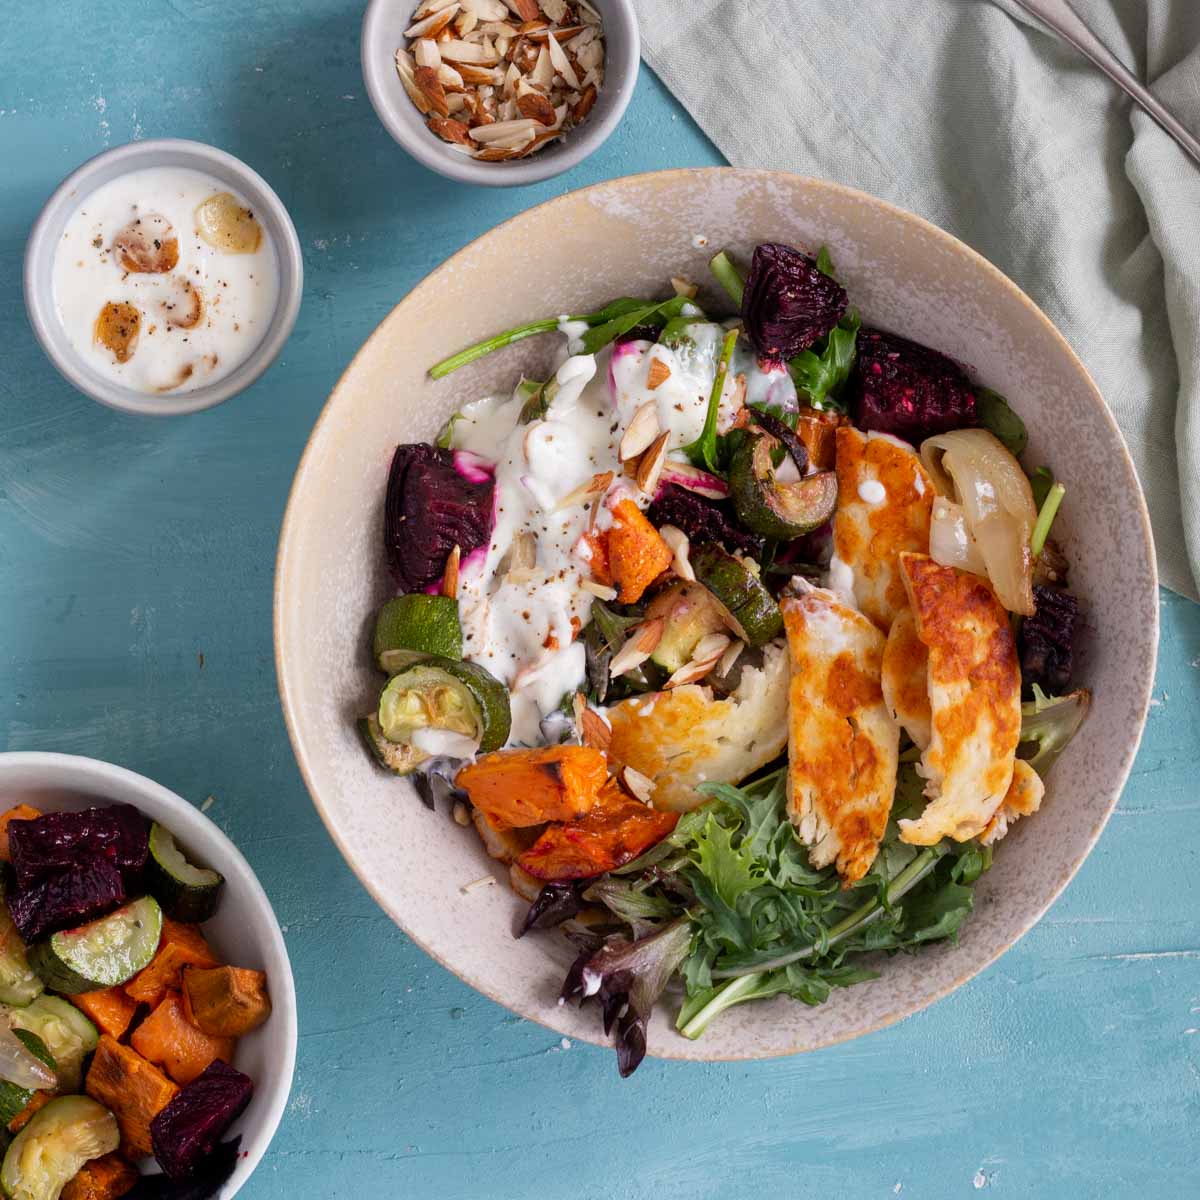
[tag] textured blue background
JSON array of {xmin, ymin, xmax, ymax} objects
[{"xmin": 2, "ymin": 4, "xmax": 1198, "ymax": 1197}]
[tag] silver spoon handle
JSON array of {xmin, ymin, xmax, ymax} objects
[{"xmin": 1013, "ymin": 0, "xmax": 1200, "ymax": 167}]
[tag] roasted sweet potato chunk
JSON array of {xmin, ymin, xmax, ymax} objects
[
  {"xmin": 86, "ymin": 1036, "xmax": 179, "ymax": 1159},
  {"xmin": 8, "ymin": 1089, "xmax": 51, "ymax": 1134},
  {"xmin": 132, "ymin": 993, "xmax": 235, "ymax": 1086},
  {"xmin": 607, "ymin": 499, "xmax": 672, "ymax": 603},
  {"xmin": 124, "ymin": 918, "xmax": 219, "ymax": 1008},
  {"xmin": 70, "ymin": 988, "xmax": 139, "ymax": 1041},
  {"xmin": 456, "ymin": 746, "xmax": 608, "ymax": 831},
  {"xmin": 62, "ymin": 1152, "xmax": 138, "ymax": 1200},
  {"xmin": 0, "ymin": 804, "xmax": 40, "ymax": 862},
  {"xmin": 182, "ymin": 966, "xmax": 271, "ymax": 1038}
]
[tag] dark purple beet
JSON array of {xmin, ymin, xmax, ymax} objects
[
  {"xmin": 152, "ymin": 1060, "xmax": 254, "ymax": 1179},
  {"xmin": 848, "ymin": 328, "xmax": 978, "ymax": 443},
  {"xmin": 647, "ymin": 484, "xmax": 764, "ymax": 558},
  {"xmin": 518, "ymin": 880, "xmax": 590, "ymax": 937},
  {"xmin": 1020, "ymin": 585, "xmax": 1079, "ymax": 695},
  {"xmin": 384, "ymin": 444, "xmax": 494, "ymax": 594},
  {"xmin": 125, "ymin": 1138, "xmax": 241, "ymax": 1200},
  {"xmin": 741, "ymin": 243, "xmax": 848, "ymax": 361},
  {"xmin": 9, "ymin": 804, "xmax": 148, "ymax": 890},
  {"xmin": 7, "ymin": 856, "xmax": 126, "ymax": 942}
]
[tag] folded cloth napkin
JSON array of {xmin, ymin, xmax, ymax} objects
[{"xmin": 638, "ymin": 0, "xmax": 1200, "ymax": 598}]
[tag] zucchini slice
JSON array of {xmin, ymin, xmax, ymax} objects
[
  {"xmin": 373, "ymin": 594, "xmax": 463, "ymax": 673},
  {"xmin": 0, "ymin": 1095, "xmax": 118, "ymax": 1200},
  {"xmin": 6, "ymin": 999, "xmax": 97, "ymax": 1095},
  {"xmin": 690, "ymin": 544, "xmax": 784, "ymax": 647},
  {"xmin": 729, "ymin": 431, "xmax": 838, "ymax": 539},
  {"xmin": 358, "ymin": 715, "xmax": 427, "ymax": 776},
  {"xmin": 0, "ymin": 1034, "xmax": 54, "ymax": 1130},
  {"xmin": 0, "ymin": 897, "xmax": 43, "ymax": 1009},
  {"xmin": 26, "ymin": 898, "xmax": 162, "ymax": 996},
  {"xmin": 146, "ymin": 823, "xmax": 224, "ymax": 923},
  {"xmin": 378, "ymin": 657, "xmax": 511, "ymax": 754}
]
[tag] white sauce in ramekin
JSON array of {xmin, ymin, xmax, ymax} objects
[{"xmin": 51, "ymin": 167, "xmax": 279, "ymax": 395}]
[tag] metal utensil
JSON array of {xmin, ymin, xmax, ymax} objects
[{"xmin": 1011, "ymin": 0, "xmax": 1200, "ymax": 167}]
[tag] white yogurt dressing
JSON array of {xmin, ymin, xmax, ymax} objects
[
  {"xmin": 51, "ymin": 167, "xmax": 279, "ymax": 394},
  {"xmin": 450, "ymin": 321, "xmax": 789, "ymax": 745}
]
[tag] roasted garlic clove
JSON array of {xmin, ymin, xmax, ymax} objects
[
  {"xmin": 94, "ymin": 301, "xmax": 141, "ymax": 363},
  {"xmin": 112, "ymin": 214, "xmax": 179, "ymax": 273},
  {"xmin": 195, "ymin": 192, "xmax": 262, "ymax": 254}
]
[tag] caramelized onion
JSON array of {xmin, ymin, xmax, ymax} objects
[{"xmin": 929, "ymin": 496, "xmax": 987, "ymax": 575}]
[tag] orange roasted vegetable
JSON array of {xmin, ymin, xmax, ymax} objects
[
  {"xmin": 456, "ymin": 746, "xmax": 608, "ymax": 831},
  {"xmin": 125, "ymin": 918, "xmax": 219, "ymax": 1008},
  {"xmin": 182, "ymin": 966, "xmax": 271, "ymax": 1038},
  {"xmin": 517, "ymin": 780, "xmax": 678, "ymax": 881},
  {"xmin": 8, "ymin": 1090, "xmax": 51, "ymax": 1134},
  {"xmin": 62, "ymin": 1153, "xmax": 138, "ymax": 1200},
  {"xmin": 578, "ymin": 529, "xmax": 612, "ymax": 586},
  {"xmin": 85, "ymin": 1036, "xmax": 179, "ymax": 1159},
  {"xmin": 71, "ymin": 987, "xmax": 139, "ymax": 1041},
  {"xmin": 607, "ymin": 499, "xmax": 672, "ymax": 603},
  {"xmin": 0, "ymin": 804, "xmax": 40, "ymax": 862},
  {"xmin": 131, "ymin": 992, "xmax": 235, "ymax": 1086},
  {"xmin": 795, "ymin": 406, "xmax": 845, "ymax": 471}
]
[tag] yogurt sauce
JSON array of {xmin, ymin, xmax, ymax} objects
[
  {"xmin": 51, "ymin": 167, "xmax": 278, "ymax": 394},
  {"xmin": 451, "ymin": 322, "xmax": 797, "ymax": 745}
]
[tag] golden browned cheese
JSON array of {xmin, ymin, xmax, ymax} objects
[
  {"xmin": 832, "ymin": 427, "xmax": 934, "ymax": 630},
  {"xmin": 881, "ymin": 606, "xmax": 932, "ymax": 750},
  {"xmin": 605, "ymin": 642, "xmax": 789, "ymax": 811},
  {"xmin": 781, "ymin": 586, "xmax": 899, "ymax": 884},
  {"xmin": 980, "ymin": 759, "xmax": 1045, "ymax": 845},
  {"xmin": 897, "ymin": 553, "xmax": 1022, "ymax": 845}
]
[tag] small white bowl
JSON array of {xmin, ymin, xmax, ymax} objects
[
  {"xmin": 361, "ymin": 0, "xmax": 639, "ymax": 187},
  {"xmin": 24, "ymin": 139, "xmax": 304, "ymax": 417},
  {"xmin": 0, "ymin": 752, "xmax": 296, "ymax": 1198}
]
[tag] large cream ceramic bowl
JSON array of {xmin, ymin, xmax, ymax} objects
[{"xmin": 275, "ymin": 169, "xmax": 1158, "ymax": 1061}]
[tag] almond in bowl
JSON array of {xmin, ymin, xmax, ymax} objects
[{"xmin": 395, "ymin": 0, "xmax": 605, "ymax": 161}]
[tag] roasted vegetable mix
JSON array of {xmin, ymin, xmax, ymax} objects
[
  {"xmin": 0, "ymin": 798, "xmax": 271, "ymax": 1197},
  {"xmin": 362, "ymin": 238, "xmax": 1088, "ymax": 1075}
]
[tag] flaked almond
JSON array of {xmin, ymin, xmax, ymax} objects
[
  {"xmin": 441, "ymin": 544, "xmax": 461, "ymax": 598},
  {"xmin": 646, "ymin": 356, "xmax": 671, "ymax": 389},
  {"xmin": 457, "ymin": 61, "xmax": 503, "ymax": 84},
  {"xmin": 517, "ymin": 90, "xmax": 557, "ymax": 125},
  {"xmin": 397, "ymin": 56, "xmax": 433, "ymax": 113},
  {"xmin": 429, "ymin": 114, "xmax": 472, "ymax": 144},
  {"xmin": 508, "ymin": 529, "xmax": 537, "ymax": 572},
  {"xmin": 414, "ymin": 38, "xmax": 442, "ymax": 67},
  {"xmin": 454, "ymin": 7, "xmax": 478, "ymax": 34},
  {"xmin": 405, "ymin": 4, "xmax": 460, "ymax": 39},
  {"xmin": 671, "ymin": 276, "xmax": 698, "ymax": 300},
  {"xmin": 468, "ymin": 117, "xmax": 541, "ymax": 142},
  {"xmin": 437, "ymin": 61, "xmax": 466, "ymax": 89},
  {"xmin": 504, "ymin": 0, "xmax": 540, "ymax": 20},
  {"xmin": 526, "ymin": 24, "xmax": 585, "ymax": 41},
  {"xmin": 609, "ymin": 617, "xmax": 665, "ymax": 677},
  {"xmin": 575, "ymin": 696, "xmax": 612, "ymax": 751},
  {"xmin": 580, "ymin": 578, "xmax": 617, "ymax": 601},
  {"xmin": 413, "ymin": 0, "xmax": 459, "ymax": 17},
  {"xmin": 530, "ymin": 43, "xmax": 554, "ymax": 87},
  {"xmin": 462, "ymin": 0, "xmax": 509, "ymax": 17},
  {"xmin": 619, "ymin": 400, "xmax": 660, "ymax": 462},
  {"xmin": 480, "ymin": 19, "xmax": 519, "ymax": 36},
  {"xmin": 482, "ymin": 129, "xmax": 537, "ymax": 151},
  {"xmin": 517, "ymin": 129, "xmax": 562, "ymax": 156},
  {"xmin": 414, "ymin": 65, "xmax": 451, "ymax": 115},
  {"xmin": 658, "ymin": 523, "xmax": 695, "ymax": 582},
  {"xmin": 664, "ymin": 638, "xmax": 730, "ymax": 689},
  {"xmin": 571, "ymin": 81, "xmax": 597, "ymax": 122},
  {"xmin": 717, "ymin": 638, "xmax": 745, "ymax": 678},
  {"xmin": 635, "ymin": 431, "xmax": 669, "ymax": 496},
  {"xmin": 564, "ymin": 26, "xmax": 595, "ymax": 53},
  {"xmin": 621, "ymin": 765, "xmax": 655, "ymax": 805},
  {"xmin": 440, "ymin": 37, "xmax": 500, "ymax": 63},
  {"xmin": 546, "ymin": 24, "xmax": 580, "ymax": 87},
  {"xmin": 553, "ymin": 469, "xmax": 613, "ymax": 511},
  {"xmin": 540, "ymin": 0, "xmax": 569, "ymax": 20}
]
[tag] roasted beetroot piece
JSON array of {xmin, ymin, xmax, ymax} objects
[
  {"xmin": 7, "ymin": 855, "xmax": 127, "ymax": 942},
  {"xmin": 127, "ymin": 1137, "xmax": 241, "ymax": 1199},
  {"xmin": 741, "ymin": 243, "xmax": 848, "ymax": 361},
  {"xmin": 9, "ymin": 804, "xmax": 148, "ymax": 890},
  {"xmin": 518, "ymin": 880, "xmax": 590, "ymax": 937},
  {"xmin": 1020, "ymin": 584, "xmax": 1079, "ymax": 695},
  {"xmin": 849, "ymin": 328, "xmax": 978, "ymax": 443},
  {"xmin": 152, "ymin": 1060, "xmax": 254, "ymax": 1179},
  {"xmin": 648, "ymin": 483, "xmax": 764, "ymax": 558}
]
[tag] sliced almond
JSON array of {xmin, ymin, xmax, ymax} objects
[
  {"xmin": 619, "ymin": 401, "xmax": 660, "ymax": 462},
  {"xmin": 468, "ymin": 117, "xmax": 541, "ymax": 142},
  {"xmin": 581, "ymin": 578, "xmax": 617, "ymax": 601},
  {"xmin": 405, "ymin": 5, "xmax": 460, "ymax": 39},
  {"xmin": 530, "ymin": 43, "xmax": 554, "ymax": 87},
  {"xmin": 505, "ymin": 0, "xmax": 541, "ymax": 20},
  {"xmin": 456, "ymin": 61, "xmax": 503, "ymax": 84},
  {"xmin": 571, "ymin": 81, "xmax": 596, "ymax": 122},
  {"xmin": 658, "ymin": 524, "xmax": 695, "ymax": 582},
  {"xmin": 635, "ymin": 431, "xmax": 670, "ymax": 496},
  {"xmin": 508, "ymin": 529, "xmax": 537, "ymax": 573},
  {"xmin": 517, "ymin": 89, "xmax": 557, "ymax": 125},
  {"xmin": 429, "ymin": 114, "xmax": 472, "ymax": 144},
  {"xmin": 664, "ymin": 637, "xmax": 730, "ymax": 689},
  {"xmin": 564, "ymin": 26, "xmax": 595, "ymax": 53},
  {"xmin": 546, "ymin": 27, "xmax": 580, "ymax": 87},
  {"xmin": 414, "ymin": 65, "xmax": 451, "ymax": 116},
  {"xmin": 576, "ymin": 38, "xmax": 603, "ymax": 71},
  {"xmin": 540, "ymin": 0, "xmax": 569, "ymax": 20},
  {"xmin": 439, "ymin": 62, "xmax": 466, "ymax": 89},
  {"xmin": 717, "ymin": 638, "xmax": 745, "ymax": 678},
  {"xmin": 670, "ymin": 276, "xmax": 698, "ymax": 300},
  {"xmin": 414, "ymin": 38, "xmax": 442, "ymax": 68},
  {"xmin": 621, "ymin": 766, "xmax": 655, "ymax": 805},
  {"xmin": 553, "ymin": 469, "xmax": 613, "ymax": 511},
  {"xmin": 440, "ymin": 38, "xmax": 500, "ymax": 63},
  {"xmin": 441, "ymin": 544, "xmax": 461, "ymax": 598},
  {"xmin": 480, "ymin": 19, "xmax": 520, "ymax": 36},
  {"xmin": 463, "ymin": 0, "xmax": 510, "ymax": 17},
  {"xmin": 454, "ymin": 7, "xmax": 478, "ymax": 35},
  {"xmin": 609, "ymin": 617, "xmax": 665, "ymax": 677},
  {"xmin": 646, "ymin": 356, "xmax": 672, "ymax": 389},
  {"xmin": 517, "ymin": 129, "xmax": 562, "ymax": 156},
  {"xmin": 413, "ymin": 0, "xmax": 459, "ymax": 17},
  {"xmin": 397, "ymin": 54, "xmax": 433, "ymax": 113},
  {"xmin": 573, "ymin": 694, "xmax": 612, "ymax": 751}
]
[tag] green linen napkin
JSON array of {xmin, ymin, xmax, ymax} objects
[{"xmin": 638, "ymin": 0, "xmax": 1200, "ymax": 598}]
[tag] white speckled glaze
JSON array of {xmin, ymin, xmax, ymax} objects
[{"xmin": 275, "ymin": 170, "xmax": 1158, "ymax": 1061}]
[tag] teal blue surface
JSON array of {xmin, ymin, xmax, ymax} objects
[{"xmin": 1, "ymin": 5, "xmax": 1198, "ymax": 1197}]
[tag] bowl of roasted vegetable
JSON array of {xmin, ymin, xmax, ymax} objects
[
  {"xmin": 276, "ymin": 168, "xmax": 1157, "ymax": 1072},
  {"xmin": 0, "ymin": 753, "xmax": 295, "ymax": 1197}
]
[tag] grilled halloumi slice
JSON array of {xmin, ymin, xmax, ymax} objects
[
  {"xmin": 832, "ymin": 427, "xmax": 935, "ymax": 630},
  {"xmin": 781, "ymin": 584, "xmax": 899, "ymax": 884},
  {"xmin": 897, "ymin": 553, "xmax": 1022, "ymax": 845},
  {"xmin": 980, "ymin": 760, "xmax": 1045, "ymax": 846},
  {"xmin": 881, "ymin": 607, "xmax": 932, "ymax": 750},
  {"xmin": 605, "ymin": 641, "xmax": 789, "ymax": 811}
]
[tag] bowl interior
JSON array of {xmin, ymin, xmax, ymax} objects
[
  {"xmin": 276, "ymin": 169, "xmax": 1157, "ymax": 1060},
  {"xmin": 0, "ymin": 753, "xmax": 296, "ymax": 1195},
  {"xmin": 361, "ymin": 0, "xmax": 638, "ymax": 185},
  {"xmin": 25, "ymin": 139, "xmax": 302, "ymax": 416}
]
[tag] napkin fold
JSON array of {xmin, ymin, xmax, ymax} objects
[{"xmin": 638, "ymin": 0, "xmax": 1200, "ymax": 598}]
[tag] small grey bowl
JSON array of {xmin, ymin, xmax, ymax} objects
[
  {"xmin": 361, "ymin": 0, "xmax": 639, "ymax": 187},
  {"xmin": 24, "ymin": 138, "xmax": 304, "ymax": 417}
]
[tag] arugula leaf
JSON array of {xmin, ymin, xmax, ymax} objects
[
  {"xmin": 976, "ymin": 387, "xmax": 1029, "ymax": 457},
  {"xmin": 815, "ymin": 245, "xmax": 837, "ymax": 279},
  {"xmin": 788, "ymin": 308, "xmax": 861, "ymax": 411},
  {"xmin": 690, "ymin": 813, "xmax": 763, "ymax": 908},
  {"xmin": 434, "ymin": 412, "xmax": 461, "ymax": 450},
  {"xmin": 579, "ymin": 295, "xmax": 695, "ymax": 356},
  {"xmin": 682, "ymin": 327, "xmax": 740, "ymax": 472},
  {"xmin": 902, "ymin": 879, "xmax": 975, "ymax": 943}
]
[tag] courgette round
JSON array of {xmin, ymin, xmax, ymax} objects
[
  {"xmin": 0, "ymin": 1095, "xmax": 118, "ymax": 1200},
  {"xmin": 146, "ymin": 823, "xmax": 224, "ymax": 923},
  {"xmin": 358, "ymin": 714, "xmax": 428, "ymax": 776},
  {"xmin": 378, "ymin": 657, "xmax": 510, "ymax": 755},
  {"xmin": 0, "ymin": 898, "xmax": 42, "ymax": 1009},
  {"xmin": 26, "ymin": 897, "xmax": 162, "ymax": 996},
  {"xmin": 729, "ymin": 430, "xmax": 838, "ymax": 539},
  {"xmin": 373, "ymin": 594, "xmax": 463, "ymax": 674},
  {"xmin": 690, "ymin": 544, "xmax": 783, "ymax": 647},
  {"xmin": 5, "ymin": 999, "xmax": 95, "ymax": 1095},
  {"xmin": 0, "ymin": 1033, "xmax": 54, "ymax": 1130}
]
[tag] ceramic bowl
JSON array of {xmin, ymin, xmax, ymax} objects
[
  {"xmin": 361, "ymin": 0, "xmax": 639, "ymax": 187},
  {"xmin": 275, "ymin": 169, "xmax": 1157, "ymax": 1062},
  {"xmin": 0, "ymin": 752, "xmax": 296, "ymax": 1195},
  {"xmin": 24, "ymin": 138, "xmax": 303, "ymax": 417}
]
